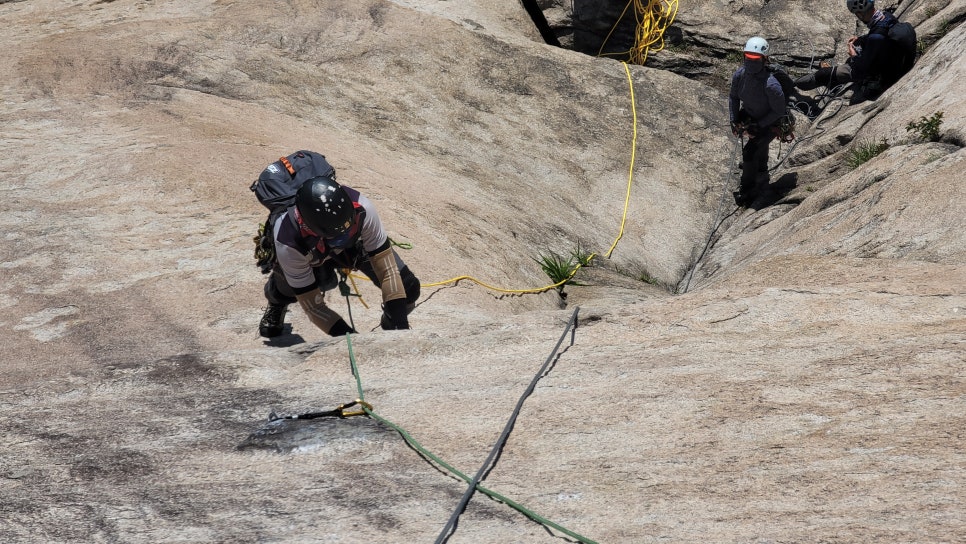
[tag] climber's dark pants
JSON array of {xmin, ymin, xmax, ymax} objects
[
  {"xmin": 740, "ymin": 130, "xmax": 776, "ymax": 195},
  {"xmin": 796, "ymin": 64, "xmax": 853, "ymax": 90},
  {"xmin": 264, "ymin": 252, "xmax": 420, "ymax": 308}
]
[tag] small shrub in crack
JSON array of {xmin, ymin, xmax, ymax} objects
[{"xmin": 906, "ymin": 111, "xmax": 944, "ymax": 142}]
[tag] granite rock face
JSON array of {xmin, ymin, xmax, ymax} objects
[{"xmin": 1, "ymin": 1, "xmax": 963, "ymax": 543}]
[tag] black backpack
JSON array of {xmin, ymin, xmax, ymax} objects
[
  {"xmin": 250, "ymin": 150, "xmax": 335, "ymax": 212},
  {"xmin": 250, "ymin": 150, "xmax": 336, "ymax": 272},
  {"xmin": 887, "ymin": 21, "xmax": 918, "ymax": 77}
]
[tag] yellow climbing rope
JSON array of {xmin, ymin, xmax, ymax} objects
[{"xmin": 598, "ymin": 0, "xmax": 680, "ymax": 65}]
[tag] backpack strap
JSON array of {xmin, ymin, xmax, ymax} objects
[{"xmin": 279, "ymin": 156, "xmax": 296, "ymax": 176}]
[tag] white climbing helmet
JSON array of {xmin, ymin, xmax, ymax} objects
[
  {"xmin": 743, "ymin": 36, "xmax": 769, "ymax": 56},
  {"xmin": 846, "ymin": 0, "xmax": 874, "ymax": 14}
]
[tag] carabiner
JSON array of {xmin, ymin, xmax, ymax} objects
[{"xmin": 338, "ymin": 399, "xmax": 373, "ymax": 418}]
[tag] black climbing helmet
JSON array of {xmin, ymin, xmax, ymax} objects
[
  {"xmin": 846, "ymin": 0, "xmax": 873, "ymax": 14},
  {"xmin": 294, "ymin": 175, "xmax": 356, "ymax": 238}
]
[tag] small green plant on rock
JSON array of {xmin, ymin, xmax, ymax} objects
[
  {"xmin": 570, "ymin": 241, "xmax": 595, "ymax": 268},
  {"xmin": 846, "ymin": 138, "xmax": 889, "ymax": 168},
  {"xmin": 906, "ymin": 111, "xmax": 944, "ymax": 142},
  {"xmin": 638, "ymin": 270, "xmax": 659, "ymax": 285},
  {"xmin": 534, "ymin": 250, "xmax": 576, "ymax": 293},
  {"xmin": 534, "ymin": 241, "xmax": 599, "ymax": 295}
]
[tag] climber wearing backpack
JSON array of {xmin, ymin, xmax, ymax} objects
[
  {"xmin": 251, "ymin": 152, "xmax": 420, "ymax": 338},
  {"xmin": 729, "ymin": 37, "xmax": 787, "ymax": 207},
  {"xmin": 794, "ymin": 0, "xmax": 917, "ymax": 103}
]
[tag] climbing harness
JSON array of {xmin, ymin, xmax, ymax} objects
[{"xmin": 267, "ymin": 399, "xmax": 372, "ymax": 421}]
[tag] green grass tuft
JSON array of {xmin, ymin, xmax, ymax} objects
[
  {"xmin": 534, "ymin": 250, "xmax": 576, "ymax": 292},
  {"xmin": 846, "ymin": 138, "xmax": 889, "ymax": 168},
  {"xmin": 570, "ymin": 241, "xmax": 595, "ymax": 268}
]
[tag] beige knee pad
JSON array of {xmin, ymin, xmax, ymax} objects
[
  {"xmin": 296, "ymin": 290, "xmax": 342, "ymax": 334},
  {"xmin": 370, "ymin": 247, "xmax": 406, "ymax": 302}
]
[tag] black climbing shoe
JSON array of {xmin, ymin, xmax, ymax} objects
[{"xmin": 259, "ymin": 303, "xmax": 288, "ymax": 338}]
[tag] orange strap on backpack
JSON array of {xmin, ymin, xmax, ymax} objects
[{"xmin": 279, "ymin": 156, "xmax": 296, "ymax": 175}]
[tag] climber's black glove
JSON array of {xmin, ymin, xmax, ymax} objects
[{"xmin": 381, "ymin": 299, "xmax": 410, "ymax": 330}]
